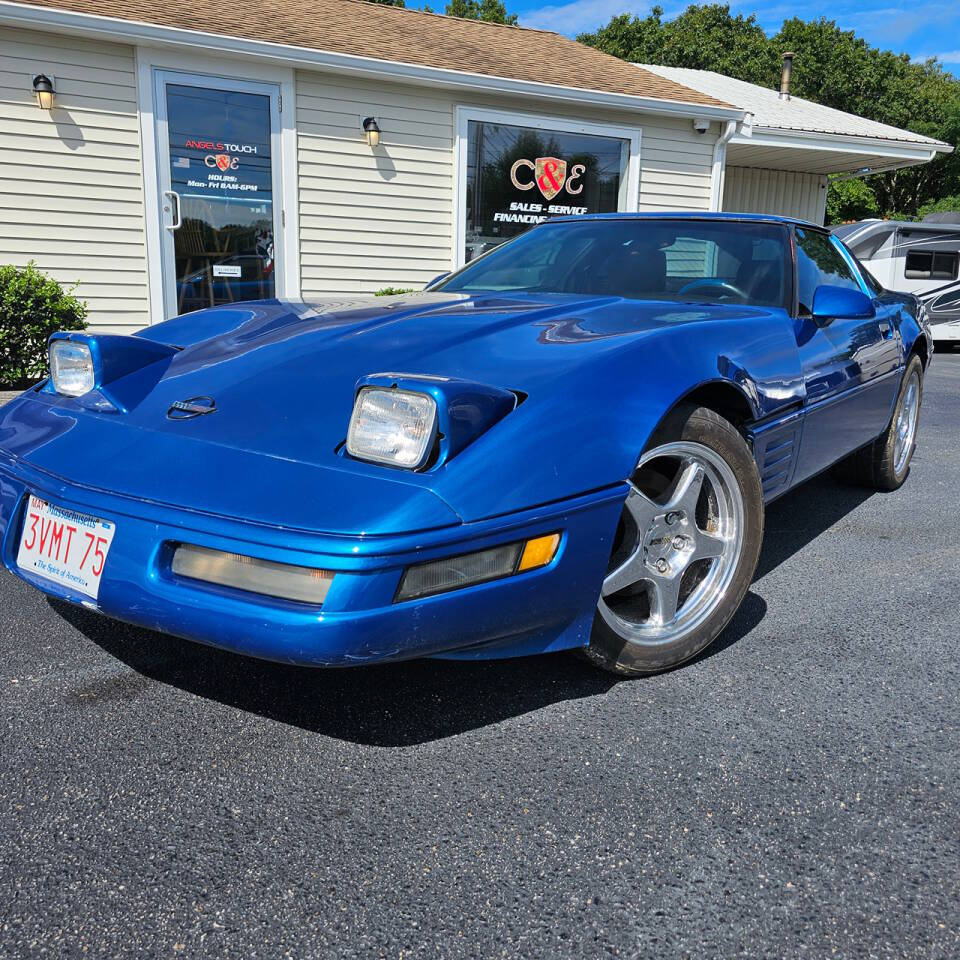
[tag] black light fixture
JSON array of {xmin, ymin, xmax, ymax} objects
[
  {"xmin": 362, "ymin": 116, "xmax": 380, "ymax": 148},
  {"xmin": 32, "ymin": 74, "xmax": 55, "ymax": 110}
]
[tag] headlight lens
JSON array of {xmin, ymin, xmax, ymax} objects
[
  {"xmin": 347, "ymin": 387, "xmax": 437, "ymax": 469},
  {"xmin": 49, "ymin": 341, "xmax": 95, "ymax": 397}
]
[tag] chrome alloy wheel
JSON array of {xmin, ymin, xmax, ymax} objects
[
  {"xmin": 597, "ymin": 441, "xmax": 746, "ymax": 648},
  {"xmin": 893, "ymin": 369, "xmax": 921, "ymax": 475}
]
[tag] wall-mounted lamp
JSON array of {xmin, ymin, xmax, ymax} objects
[
  {"xmin": 32, "ymin": 74, "xmax": 55, "ymax": 110},
  {"xmin": 362, "ymin": 116, "xmax": 380, "ymax": 148}
]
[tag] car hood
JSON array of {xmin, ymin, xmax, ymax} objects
[{"xmin": 1, "ymin": 293, "xmax": 785, "ymax": 534}]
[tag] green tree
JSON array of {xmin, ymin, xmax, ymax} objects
[
  {"xmin": 918, "ymin": 194, "xmax": 960, "ymax": 218},
  {"xmin": 367, "ymin": 0, "xmax": 405, "ymax": 5},
  {"xmin": 580, "ymin": 4, "xmax": 960, "ymax": 222},
  {"xmin": 774, "ymin": 17, "xmax": 960, "ymax": 217},
  {"xmin": 825, "ymin": 178, "xmax": 880, "ymax": 224},
  {"xmin": 579, "ymin": 4, "xmax": 779, "ymax": 87},
  {"xmin": 445, "ymin": 0, "xmax": 518, "ymax": 25}
]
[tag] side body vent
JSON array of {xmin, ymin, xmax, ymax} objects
[{"xmin": 750, "ymin": 421, "xmax": 802, "ymax": 501}]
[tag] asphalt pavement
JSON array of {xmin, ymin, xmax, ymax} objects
[{"xmin": 1, "ymin": 356, "xmax": 958, "ymax": 958}]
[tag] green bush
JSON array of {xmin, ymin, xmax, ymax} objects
[
  {"xmin": 825, "ymin": 178, "xmax": 880, "ymax": 225},
  {"xmin": 917, "ymin": 195, "xmax": 960, "ymax": 218},
  {"xmin": 374, "ymin": 286, "xmax": 417, "ymax": 296},
  {"xmin": 0, "ymin": 262, "xmax": 88, "ymax": 387}
]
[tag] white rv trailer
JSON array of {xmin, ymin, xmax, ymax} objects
[{"xmin": 833, "ymin": 214, "xmax": 960, "ymax": 344}]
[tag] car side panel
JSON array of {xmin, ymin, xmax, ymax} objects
[{"xmin": 790, "ymin": 310, "xmax": 901, "ymax": 485}]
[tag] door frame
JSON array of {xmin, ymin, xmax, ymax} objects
[{"xmin": 136, "ymin": 48, "xmax": 299, "ymax": 324}]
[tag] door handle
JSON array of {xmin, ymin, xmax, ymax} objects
[{"xmin": 162, "ymin": 190, "xmax": 182, "ymax": 231}]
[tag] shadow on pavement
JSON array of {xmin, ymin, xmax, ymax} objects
[
  {"xmin": 49, "ymin": 476, "xmax": 869, "ymax": 746},
  {"xmin": 52, "ymin": 589, "xmax": 762, "ymax": 746},
  {"xmin": 756, "ymin": 474, "xmax": 874, "ymax": 580}
]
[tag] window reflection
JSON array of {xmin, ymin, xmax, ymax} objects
[
  {"xmin": 464, "ymin": 120, "xmax": 630, "ymax": 262},
  {"xmin": 166, "ymin": 85, "xmax": 275, "ymax": 313}
]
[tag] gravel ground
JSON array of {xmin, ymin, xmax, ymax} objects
[{"xmin": 1, "ymin": 356, "xmax": 958, "ymax": 959}]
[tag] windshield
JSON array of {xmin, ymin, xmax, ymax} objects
[{"xmin": 437, "ymin": 218, "xmax": 792, "ymax": 309}]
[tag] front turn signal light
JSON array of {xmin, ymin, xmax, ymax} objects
[
  {"xmin": 395, "ymin": 532, "xmax": 561, "ymax": 602},
  {"xmin": 518, "ymin": 533, "xmax": 561, "ymax": 572}
]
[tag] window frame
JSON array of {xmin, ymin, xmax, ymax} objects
[
  {"xmin": 904, "ymin": 249, "xmax": 960, "ymax": 281},
  {"xmin": 453, "ymin": 105, "xmax": 641, "ymax": 271}
]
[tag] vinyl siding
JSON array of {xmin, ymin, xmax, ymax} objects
[
  {"xmin": 635, "ymin": 118, "xmax": 716, "ymax": 213},
  {"xmin": 0, "ymin": 28, "xmax": 149, "ymax": 332},
  {"xmin": 295, "ymin": 71, "xmax": 719, "ymax": 296},
  {"xmin": 722, "ymin": 166, "xmax": 828, "ymax": 224},
  {"xmin": 296, "ymin": 74, "xmax": 455, "ymax": 295}
]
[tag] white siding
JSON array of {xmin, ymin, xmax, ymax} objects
[
  {"xmin": 0, "ymin": 28, "xmax": 150, "ymax": 332},
  {"xmin": 722, "ymin": 167, "xmax": 828, "ymax": 224},
  {"xmin": 295, "ymin": 70, "xmax": 719, "ymax": 296},
  {"xmin": 296, "ymin": 74, "xmax": 455, "ymax": 294},
  {"xmin": 635, "ymin": 117, "xmax": 716, "ymax": 213}
]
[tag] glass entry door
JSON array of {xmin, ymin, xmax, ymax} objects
[{"xmin": 155, "ymin": 72, "xmax": 283, "ymax": 318}]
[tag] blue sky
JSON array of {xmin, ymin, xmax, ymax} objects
[{"xmin": 484, "ymin": 0, "xmax": 960, "ymax": 73}]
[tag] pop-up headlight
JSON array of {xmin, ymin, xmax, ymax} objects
[
  {"xmin": 46, "ymin": 332, "xmax": 178, "ymax": 410},
  {"xmin": 49, "ymin": 340, "xmax": 95, "ymax": 397},
  {"xmin": 346, "ymin": 387, "xmax": 438, "ymax": 469}
]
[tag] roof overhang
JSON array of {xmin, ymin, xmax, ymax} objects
[
  {"xmin": 727, "ymin": 125, "xmax": 950, "ymax": 177},
  {"xmin": 0, "ymin": 0, "xmax": 746, "ymax": 123}
]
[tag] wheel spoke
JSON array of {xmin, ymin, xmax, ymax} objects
[
  {"xmin": 622, "ymin": 483, "xmax": 661, "ymax": 532},
  {"xmin": 648, "ymin": 572, "xmax": 683, "ymax": 626},
  {"xmin": 691, "ymin": 530, "xmax": 726, "ymax": 562},
  {"xmin": 602, "ymin": 553, "xmax": 642, "ymax": 597},
  {"xmin": 665, "ymin": 458, "xmax": 705, "ymax": 516}
]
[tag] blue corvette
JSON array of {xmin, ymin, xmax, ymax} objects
[{"xmin": 0, "ymin": 214, "xmax": 929, "ymax": 675}]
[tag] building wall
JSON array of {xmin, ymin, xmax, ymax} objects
[
  {"xmin": 1, "ymin": 27, "xmax": 150, "ymax": 332},
  {"xmin": 1, "ymin": 30, "xmax": 722, "ymax": 324},
  {"xmin": 295, "ymin": 70, "xmax": 719, "ymax": 296},
  {"xmin": 722, "ymin": 166, "xmax": 828, "ymax": 224}
]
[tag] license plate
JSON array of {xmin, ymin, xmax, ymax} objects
[{"xmin": 17, "ymin": 495, "xmax": 116, "ymax": 600}]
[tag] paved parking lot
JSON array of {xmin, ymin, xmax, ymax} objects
[{"xmin": 1, "ymin": 357, "xmax": 958, "ymax": 958}]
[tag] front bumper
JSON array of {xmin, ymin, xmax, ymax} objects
[{"xmin": 0, "ymin": 450, "xmax": 624, "ymax": 666}]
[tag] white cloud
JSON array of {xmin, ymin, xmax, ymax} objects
[
  {"xmin": 926, "ymin": 50, "xmax": 960, "ymax": 63},
  {"xmin": 519, "ymin": 0, "xmax": 638, "ymax": 36}
]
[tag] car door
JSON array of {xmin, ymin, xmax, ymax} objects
[{"xmin": 792, "ymin": 228, "xmax": 901, "ymax": 484}]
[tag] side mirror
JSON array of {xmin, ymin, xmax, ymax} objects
[
  {"xmin": 811, "ymin": 284, "xmax": 875, "ymax": 324},
  {"xmin": 424, "ymin": 272, "xmax": 450, "ymax": 290}
]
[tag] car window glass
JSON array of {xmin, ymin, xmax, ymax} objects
[
  {"xmin": 439, "ymin": 219, "xmax": 791, "ymax": 309},
  {"xmin": 857, "ymin": 261, "xmax": 885, "ymax": 297},
  {"xmin": 795, "ymin": 228, "xmax": 862, "ymax": 314}
]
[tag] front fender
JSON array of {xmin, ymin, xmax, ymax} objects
[{"xmin": 429, "ymin": 311, "xmax": 804, "ymax": 522}]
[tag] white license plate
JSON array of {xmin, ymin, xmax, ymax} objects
[{"xmin": 16, "ymin": 495, "xmax": 116, "ymax": 600}]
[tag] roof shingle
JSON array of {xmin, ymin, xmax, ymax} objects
[{"xmin": 13, "ymin": 0, "xmax": 736, "ymax": 109}]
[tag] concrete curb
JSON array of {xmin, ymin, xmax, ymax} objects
[{"xmin": 0, "ymin": 392, "xmax": 20, "ymax": 406}]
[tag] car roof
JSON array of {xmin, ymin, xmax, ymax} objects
[{"xmin": 544, "ymin": 211, "xmax": 821, "ymax": 228}]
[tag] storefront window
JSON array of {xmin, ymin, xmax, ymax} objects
[{"xmin": 463, "ymin": 119, "xmax": 631, "ymax": 262}]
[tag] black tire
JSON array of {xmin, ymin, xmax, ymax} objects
[
  {"xmin": 833, "ymin": 354, "xmax": 924, "ymax": 491},
  {"xmin": 583, "ymin": 405, "xmax": 764, "ymax": 676}
]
